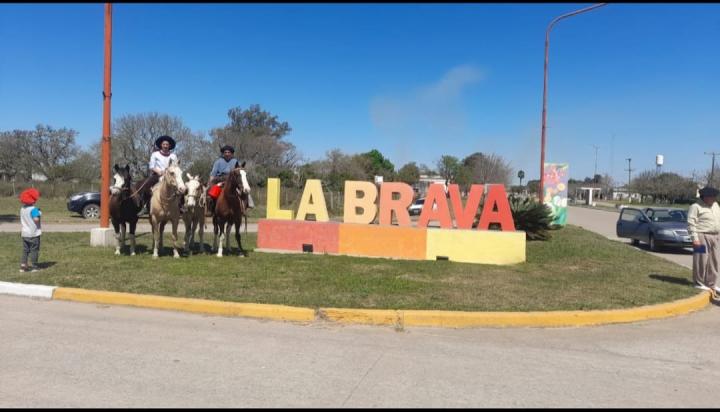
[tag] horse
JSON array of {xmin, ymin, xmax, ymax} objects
[
  {"xmin": 212, "ymin": 162, "xmax": 249, "ymax": 257},
  {"xmin": 149, "ymin": 159, "xmax": 187, "ymax": 258},
  {"xmin": 109, "ymin": 164, "xmax": 153, "ymax": 256},
  {"xmin": 182, "ymin": 173, "xmax": 207, "ymax": 255}
]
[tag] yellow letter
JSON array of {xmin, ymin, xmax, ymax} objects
[
  {"xmin": 266, "ymin": 178, "xmax": 294, "ymax": 220},
  {"xmin": 343, "ymin": 181, "xmax": 378, "ymax": 224},
  {"xmin": 296, "ymin": 179, "xmax": 329, "ymax": 222}
]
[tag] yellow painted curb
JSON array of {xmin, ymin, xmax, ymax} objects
[
  {"xmin": 51, "ymin": 287, "xmax": 711, "ymax": 328},
  {"xmin": 322, "ymin": 292, "xmax": 711, "ymax": 328},
  {"xmin": 52, "ymin": 287, "xmax": 316, "ymax": 322}
]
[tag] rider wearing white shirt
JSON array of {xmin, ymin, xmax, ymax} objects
[{"xmin": 146, "ymin": 135, "xmax": 178, "ymax": 189}]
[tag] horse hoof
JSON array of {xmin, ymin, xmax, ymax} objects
[
  {"xmin": 131, "ymin": 252, "xmax": 136, "ymax": 256},
  {"xmin": 152, "ymin": 254, "xmax": 158, "ymax": 259},
  {"xmin": 114, "ymin": 250, "xmax": 121, "ymax": 256}
]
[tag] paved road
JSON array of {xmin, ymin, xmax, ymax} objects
[
  {"xmin": 2, "ymin": 294, "xmax": 719, "ymax": 407},
  {"xmin": 567, "ymin": 206, "xmax": 692, "ymax": 269}
]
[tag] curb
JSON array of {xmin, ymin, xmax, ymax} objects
[{"xmin": 0, "ymin": 282, "xmax": 712, "ymax": 328}]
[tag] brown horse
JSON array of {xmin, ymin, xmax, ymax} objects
[
  {"xmin": 149, "ymin": 159, "xmax": 187, "ymax": 258},
  {"xmin": 182, "ymin": 173, "xmax": 207, "ymax": 255},
  {"xmin": 212, "ymin": 163, "xmax": 249, "ymax": 257},
  {"xmin": 109, "ymin": 164, "xmax": 153, "ymax": 256}
]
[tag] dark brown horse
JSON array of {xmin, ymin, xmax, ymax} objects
[
  {"xmin": 109, "ymin": 164, "xmax": 153, "ymax": 256},
  {"xmin": 212, "ymin": 163, "xmax": 249, "ymax": 257}
]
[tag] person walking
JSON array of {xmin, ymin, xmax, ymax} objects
[
  {"xmin": 688, "ymin": 186, "xmax": 720, "ymax": 296},
  {"xmin": 19, "ymin": 188, "xmax": 42, "ymax": 272}
]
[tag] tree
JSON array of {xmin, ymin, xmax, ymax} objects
[
  {"xmin": 630, "ymin": 170, "xmax": 696, "ymax": 203},
  {"xmin": 461, "ymin": 152, "xmax": 513, "ymax": 186},
  {"xmin": 436, "ymin": 155, "xmax": 460, "ymax": 183},
  {"xmin": 210, "ymin": 104, "xmax": 299, "ymax": 187},
  {"xmin": 517, "ymin": 170, "xmax": 525, "ymax": 186},
  {"xmin": 25, "ymin": 124, "xmax": 80, "ymax": 181},
  {"xmin": 396, "ymin": 162, "xmax": 420, "ymax": 185},
  {"xmin": 112, "ymin": 112, "xmax": 204, "ymax": 179},
  {"xmin": 0, "ymin": 130, "xmax": 32, "ymax": 180},
  {"xmin": 355, "ymin": 149, "xmax": 395, "ymax": 181}
]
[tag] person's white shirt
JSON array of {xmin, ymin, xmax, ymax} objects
[{"xmin": 148, "ymin": 151, "xmax": 178, "ymax": 174}]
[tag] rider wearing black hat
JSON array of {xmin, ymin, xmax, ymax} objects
[
  {"xmin": 688, "ymin": 185, "xmax": 720, "ymax": 295},
  {"xmin": 146, "ymin": 135, "xmax": 178, "ymax": 189},
  {"xmin": 208, "ymin": 145, "xmax": 239, "ymax": 186}
]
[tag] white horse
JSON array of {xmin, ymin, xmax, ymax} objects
[
  {"xmin": 149, "ymin": 159, "xmax": 187, "ymax": 258},
  {"xmin": 182, "ymin": 174, "xmax": 207, "ymax": 255}
]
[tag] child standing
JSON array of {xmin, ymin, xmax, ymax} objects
[{"xmin": 19, "ymin": 188, "xmax": 42, "ymax": 272}]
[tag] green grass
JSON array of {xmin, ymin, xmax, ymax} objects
[{"xmin": 0, "ymin": 225, "xmax": 696, "ymax": 312}]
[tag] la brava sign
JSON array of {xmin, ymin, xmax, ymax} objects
[{"xmin": 266, "ymin": 178, "xmax": 515, "ymax": 231}]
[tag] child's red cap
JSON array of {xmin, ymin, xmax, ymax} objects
[{"xmin": 19, "ymin": 188, "xmax": 40, "ymax": 205}]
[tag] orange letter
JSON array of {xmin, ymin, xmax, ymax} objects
[
  {"xmin": 378, "ymin": 182, "xmax": 413, "ymax": 226},
  {"xmin": 417, "ymin": 183, "xmax": 452, "ymax": 228},
  {"xmin": 477, "ymin": 185, "xmax": 515, "ymax": 231},
  {"xmin": 448, "ymin": 184, "xmax": 484, "ymax": 229},
  {"xmin": 343, "ymin": 181, "xmax": 378, "ymax": 224}
]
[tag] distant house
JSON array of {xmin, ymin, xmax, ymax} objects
[
  {"xmin": 414, "ymin": 174, "xmax": 446, "ymax": 197},
  {"xmin": 611, "ymin": 186, "xmax": 641, "ymax": 202},
  {"xmin": 31, "ymin": 173, "xmax": 48, "ymax": 182}
]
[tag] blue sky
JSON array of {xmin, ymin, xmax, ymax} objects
[{"xmin": 1, "ymin": 3, "xmax": 719, "ymax": 184}]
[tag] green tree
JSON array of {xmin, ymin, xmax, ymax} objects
[
  {"xmin": 211, "ymin": 104, "xmax": 298, "ymax": 187},
  {"xmin": 356, "ymin": 149, "xmax": 395, "ymax": 180},
  {"xmin": 396, "ymin": 162, "xmax": 420, "ymax": 185}
]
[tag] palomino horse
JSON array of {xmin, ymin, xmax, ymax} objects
[
  {"xmin": 149, "ymin": 159, "xmax": 187, "ymax": 258},
  {"xmin": 109, "ymin": 164, "xmax": 153, "ymax": 256},
  {"xmin": 212, "ymin": 163, "xmax": 250, "ymax": 257},
  {"xmin": 182, "ymin": 174, "xmax": 207, "ymax": 255}
]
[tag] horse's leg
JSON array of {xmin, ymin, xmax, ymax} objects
[
  {"xmin": 120, "ymin": 223, "xmax": 127, "ymax": 255},
  {"xmin": 151, "ymin": 215, "xmax": 160, "ymax": 258},
  {"xmin": 183, "ymin": 215, "xmax": 191, "ymax": 255},
  {"xmin": 112, "ymin": 221, "xmax": 121, "ymax": 255},
  {"xmin": 159, "ymin": 221, "xmax": 166, "ymax": 254},
  {"xmin": 171, "ymin": 218, "xmax": 180, "ymax": 259},
  {"xmin": 212, "ymin": 216, "xmax": 219, "ymax": 252},
  {"xmin": 129, "ymin": 219, "xmax": 137, "ymax": 256},
  {"xmin": 198, "ymin": 212, "xmax": 205, "ymax": 253},
  {"xmin": 224, "ymin": 221, "xmax": 232, "ymax": 255},
  {"xmin": 217, "ymin": 220, "xmax": 226, "ymax": 258},
  {"xmin": 235, "ymin": 220, "xmax": 244, "ymax": 257}
]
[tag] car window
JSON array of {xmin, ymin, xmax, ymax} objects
[
  {"xmin": 650, "ymin": 210, "xmax": 686, "ymax": 222},
  {"xmin": 414, "ymin": 199, "xmax": 425, "ymax": 205},
  {"xmin": 620, "ymin": 209, "xmax": 640, "ymax": 222}
]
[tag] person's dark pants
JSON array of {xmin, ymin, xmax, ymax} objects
[{"xmin": 21, "ymin": 236, "xmax": 40, "ymax": 267}]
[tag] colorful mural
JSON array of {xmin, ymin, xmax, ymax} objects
[{"xmin": 543, "ymin": 163, "xmax": 569, "ymax": 226}]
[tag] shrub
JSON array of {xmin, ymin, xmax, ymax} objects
[{"xmin": 507, "ymin": 196, "xmax": 554, "ymax": 241}]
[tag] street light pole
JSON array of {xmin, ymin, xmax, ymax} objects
[
  {"xmin": 592, "ymin": 144, "xmax": 599, "ymax": 178},
  {"xmin": 100, "ymin": 3, "xmax": 113, "ymax": 228},
  {"xmin": 538, "ymin": 3, "xmax": 607, "ymax": 203}
]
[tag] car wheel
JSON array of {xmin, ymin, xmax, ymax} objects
[
  {"xmin": 631, "ymin": 239, "xmax": 640, "ymax": 246},
  {"xmin": 82, "ymin": 203, "xmax": 100, "ymax": 219},
  {"xmin": 649, "ymin": 234, "xmax": 659, "ymax": 252}
]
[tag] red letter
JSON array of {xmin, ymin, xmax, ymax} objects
[
  {"xmin": 477, "ymin": 185, "xmax": 515, "ymax": 231},
  {"xmin": 448, "ymin": 184, "xmax": 484, "ymax": 229},
  {"xmin": 379, "ymin": 182, "xmax": 413, "ymax": 226},
  {"xmin": 417, "ymin": 183, "xmax": 452, "ymax": 228}
]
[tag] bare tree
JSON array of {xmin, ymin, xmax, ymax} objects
[
  {"xmin": 24, "ymin": 125, "xmax": 80, "ymax": 181},
  {"xmin": 461, "ymin": 152, "xmax": 513, "ymax": 186},
  {"xmin": 0, "ymin": 130, "xmax": 32, "ymax": 180},
  {"xmin": 112, "ymin": 112, "xmax": 204, "ymax": 179}
]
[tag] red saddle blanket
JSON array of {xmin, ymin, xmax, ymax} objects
[{"xmin": 208, "ymin": 184, "xmax": 222, "ymax": 200}]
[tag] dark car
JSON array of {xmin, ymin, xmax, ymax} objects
[
  {"xmin": 616, "ymin": 207, "xmax": 691, "ymax": 251},
  {"xmin": 67, "ymin": 191, "xmax": 101, "ymax": 219}
]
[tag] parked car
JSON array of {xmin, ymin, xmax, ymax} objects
[
  {"xmin": 408, "ymin": 197, "xmax": 439, "ymax": 216},
  {"xmin": 616, "ymin": 207, "xmax": 691, "ymax": 251},
  {"xmin": 67, "ymin": 191, "xmax": 101, "ymax": 219}
]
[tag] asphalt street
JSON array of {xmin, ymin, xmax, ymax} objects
[{"xmin": 0, "ymin": 205, "xmax": 708, "ymax": 407}]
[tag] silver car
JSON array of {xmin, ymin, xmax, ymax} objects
[{"xmin": 616, "ymin": 207, "xmax": 691, "ymax": 251}]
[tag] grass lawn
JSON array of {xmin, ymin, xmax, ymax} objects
[{"xmin": 0, "ymin": 225, "xmax": 695, "ymax": 312}]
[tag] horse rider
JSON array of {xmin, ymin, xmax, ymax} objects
[
  {"xmin": 145, "ymin": 135, "xmax": 182, "ymax": 211},
  {"xmin": 207, "ymin": 145, "xmax": 254, "ymax": 213}
]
